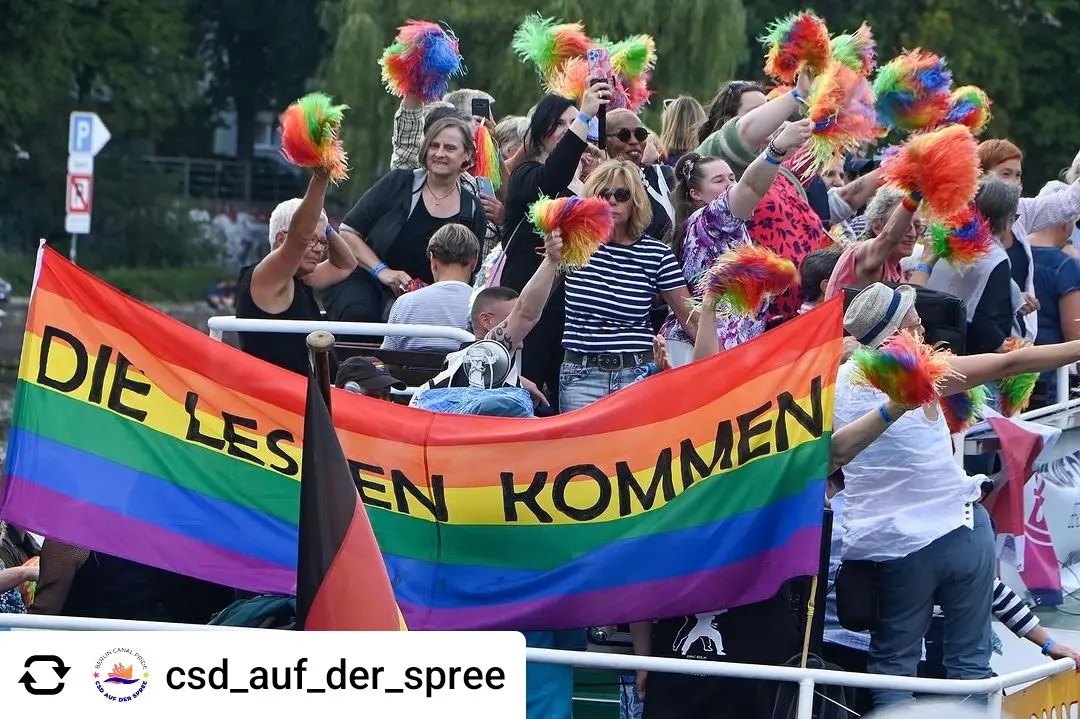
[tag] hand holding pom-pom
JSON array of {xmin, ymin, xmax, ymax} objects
[{"xmin": 851, "ymin": 330, "xmax": 958, "ymax": 407}]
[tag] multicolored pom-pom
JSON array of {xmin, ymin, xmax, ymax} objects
[
  {"xmin": 528, "ymin": 195, "xmax": 614, "ymax": 271},
  {"xmin": 830, "ymin": 23, "xmax": 876, "ymax": 77},
  {"xmin": 698, "ymin": 244, "xmax": 799, "ymax": 316},
  {"xmin": 761, "ymin": 11, "xmax": 833, "ymax": 85},
  {"xmin": 379, "ymin": 20, "xmax": 465, "ymax": 101},
  {"xmin": 998, "ymin": 337, "xmax": 1038, "ymax": 417},
  {"xmin": 798, "ymin": 61, "xmax": 883, "ymax": 178},
  {"xmin": 930, "ymin": 205, "xmax": 992, "ymax": 266},
  {"xmin": 608, "ymin": 35, "xmax": 657, "ymax": 79},
  {"xmin": 945, "ymin": 85, "xmax": 993, "ymax": 136},
  {"xmin": 882, "ymin": 124, "xmax": 980, "ymax": 218},
  {"xmin": 941, "ymin": 385, "xmax": 989, "ymax": 434},
  {"xmin": 278, "ymin": 92, "xmax": 350, "ymax": 183},
  {"xmin": 851, "ymin": 330, "xmax": 956, "ymax": 407},
  {"xmin": 873, "ymin": 49, "xmax": 953, "ymax": 133},
  {"xmin": 512, "ymin": 14, "xmax": 591, "ymax": 77},
  {"xmin": 473, "ymin": 124, "xmax": 502, "ymax": 193}
]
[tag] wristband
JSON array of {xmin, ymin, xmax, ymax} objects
[
  {"xmin": 1043, "ymin": 639, "xmax": 1056, "ymax": 656},
  {"xmin": 577, "ymin": 112, "xmax": 593, "ymax": 125},
  {"xmin": 370, "ymin": 262, "xmax": 388, "ymax": 278},
  {"xmin": 790, "ymin": 88, "xmax": 802, "ymax": 102},
  {"xmin": 762, "ymin": 152, "xmax": 782, "ymax": 166},
  {"xmin": 901, "ymin": 194, "xmax": 920, "ymax": 212},
  {"xmin": 879, "ymin": 404, "xmax": 894, "ymax": 424},
  {"xmin": 914, "ymin": 263, "xmax": 934, "ymax": 275}
]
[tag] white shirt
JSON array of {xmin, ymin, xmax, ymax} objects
[
  {"xmin": 381, "ymin": 281, "xmax": 473, "ymax": 352},
  {"xmin": 833, "ymin": 361, "xmax": 985, "ymax": 561}
]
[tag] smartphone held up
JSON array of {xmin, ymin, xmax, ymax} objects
[{"xmin": 586, "ymin": 48, "xmax": 612, "ymax": 150}]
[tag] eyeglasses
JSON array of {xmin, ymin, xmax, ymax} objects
[
  {"xmin": 607, "ymin": 127, "xmax": 649, "ymax": 143},
  {"xmin": 598, "ymin": 187, "xmax": 632, "ymax": 203}
]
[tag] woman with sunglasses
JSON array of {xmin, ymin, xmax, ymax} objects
[
  {"xmin": 559, "ymin": 160, "xmax": 696, "ymax": 413},
  {"xmin": 605, "ymin": 109, "xmax": 676, "ymax": 244},
  {"xmin": 658, "ymin": 117, "xmax": 814, "ymax": 366},
  {"xmin": 499, "ymin": 82, "xmax": 612, "ymax": 411}
]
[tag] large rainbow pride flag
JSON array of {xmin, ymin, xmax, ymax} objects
[{"xmin": 0, "ymin": 246, "xmax": 842, "ymax": 629}]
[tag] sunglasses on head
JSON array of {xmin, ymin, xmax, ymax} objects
[
  {"xmin": 598, "ymin": 187, "xmax": 632, "ymax": 203},
  {"xmin": 607, "ymin": 127, "xmax": 649, "ymax": 143}
]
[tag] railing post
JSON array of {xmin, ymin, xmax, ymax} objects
[
  {"xmin": 985, "ymin": 687, "xmax": 1003, "ymax": 719},
  {"xmin": 795, "ymin": 678, "xmax": 816, "ymax": 719},
  {"xmin": 1057, "ymin": 365, "xmax": 1069, "ymax": 405}
]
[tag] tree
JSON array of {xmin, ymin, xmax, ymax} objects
[
  {"xmin": 317, "ymin": 0, "xmax": 747, "ymax": 189},
  {"xmin": 197, "ymin": 0, "xmax": 327, "ymax": 161}
]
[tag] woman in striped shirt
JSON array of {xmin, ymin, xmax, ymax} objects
[{"xmin": 559, "ymin": 160, "xmax": 696, "ymax": 413}]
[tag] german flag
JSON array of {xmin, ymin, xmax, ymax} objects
[{"xmin": 296, "ymin": 374, "xmax": 407, "ymax": 630}]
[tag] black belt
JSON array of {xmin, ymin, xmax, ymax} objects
[{"xmin": 564, "ymin": 349, "xmax": 653, "ymax": 371}]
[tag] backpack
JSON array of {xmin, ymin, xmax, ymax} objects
[{"xmin": 209, "ymin": 594, "xmax": 297, "ymax": 629}]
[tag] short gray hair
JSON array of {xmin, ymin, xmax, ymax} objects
[
  {"xmin": 493, "ymin": 115, "xmax": 527, "ymax": 154},
  {"xmin": 427, "ymin": 224, "xmax": 480, "ymax": 266},
  {"xmin": 267, "ymin": 198, "xmax": 328, "ymax": 249},
  {"xmin": 863, "ymin": 187, "xmax": 906, "ymax": 236},
  {"xmin": 974, "ymin": 177, "xmax": 1022, "ymax": 236},
  {"xmin": 442, "ymin": 89, "xmax": 494, "ymax": 117}
]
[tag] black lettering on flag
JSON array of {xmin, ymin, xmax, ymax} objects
[
  {"xmin": 107, "ymin": 353, "xmax": 151, "ymax": 422},
  {"xmin": 553, "ymin": 465, "xmax": 611, "ymax": 521},
  {"xmin": 501, "ymin": 471, "xmax": 553, "ymax": 523},
  {"xmin": 222, "ymin": 412, "xmax": 265, "ymax": 466},
  {"xmin": 37, "ymin": 325, "xmax": 87, "ymax": 393},
  {"xmin": 391, "ymin": 470, "xmax": 448, "ymax": 521},
  {"xmin": 775, "ymin": 376, "xmax": 824, "ymax": 451},
  {"xmin": 737, "ymin": 402, "xmax": 773, "ymax": 464},
  {"xmin": 87, "ymin": 344, "xmax": 113, "ymax": 405},
  {"xmin": 184, "ymin": 392, "xmax": 226, "ymax": 450},
  {"xmin": 679, "ymin": 420, "xmax": 734, "ymax": 490},
  {"xmin": 266, "ymin": 429, "xmax": 300, "ymax": 477},
  {"xmin": 347, "ymin": 460, "xmax": 392, "ymax": 510},
  {"xmin": 616, "ymin": 448, "xmax": 674, "ymax": 516}
]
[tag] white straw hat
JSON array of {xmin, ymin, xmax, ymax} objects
[{"xmin": 843, "ymin": 283, "xmax": 917, "ymax": 348}]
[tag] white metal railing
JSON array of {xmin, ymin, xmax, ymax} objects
[
  {"xmin": 0, "ymin": 614, "xmax": 1071, "ymax": 718},
  {"xmin": 206, "ymin": 316, "xmax": 475, "ymax": 344}
]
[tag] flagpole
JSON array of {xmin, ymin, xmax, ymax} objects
[{"xmin": 306, "ymin": 331, "xmax": 335, "ymax": 413}]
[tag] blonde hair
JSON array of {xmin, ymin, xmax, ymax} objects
[
  {"xmin": 660, "ymin": 96, "xmax": 707, "ymax": 158},
  {"xmin": 582, "ymin": 160, "xmax": 653, "ymax": 240}
]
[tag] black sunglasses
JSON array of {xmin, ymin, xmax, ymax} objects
[
  {"xmin": 607, "ymin": 127, "xmax": 649, "ymax": 143},
  {"xmin": 598, "ymin": 187, "xmax": 632, "ymax": 203}
]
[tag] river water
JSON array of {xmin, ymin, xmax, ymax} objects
[{"xmin": 0, "ymin": 373, "xmax": 16, "ymax": 457}]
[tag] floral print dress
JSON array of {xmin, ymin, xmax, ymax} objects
[{"xmin": 660, "ymin": 192, "xmax": 766, "ymax": 350}]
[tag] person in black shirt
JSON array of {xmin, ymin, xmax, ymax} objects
[{"xmin": 236, "ymin": 168, "xmax": 356, "ymax": 376}]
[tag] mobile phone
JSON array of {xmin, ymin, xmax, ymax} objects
[
  {"xmin": 471, "ymin": 98, "xmax": 491, "ymax": 120},
  {"xmin": 586, "ymin": 48, "xmax": 612, "ymax": 150},
  {"xmin": 475, "ymin": 176, "xmax": 495, "ymax": 197}
]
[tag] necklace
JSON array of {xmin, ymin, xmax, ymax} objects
[{"xmin": 425, "ymin": 184, "xmax": 455, "ymax": 206}]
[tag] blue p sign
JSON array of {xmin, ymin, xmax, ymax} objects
[{"xmin": 69, "ymin": 113, "xmax": 94, "ymax": 154}]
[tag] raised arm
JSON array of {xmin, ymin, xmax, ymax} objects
[
  {"xmin": 691, "ymin": 298, "xmax": 719, "ymax": 362},
  {"xmin": 389, "ymin": 94, "xmax": 425, "ymax": 171},
  {"xmin": 489, "ymin": 229, "xmax": 564, "ymax": 350},
  {"xmin": 735, "ymin": 73, "xmax": 812, "ymax": 151},
  {"xmin": 728, "ymin": 119, "xmax": 813, "ymax": 219},
  {"xmin": 830, "ymin": 399, "xmax": 916, "ymax": 472},
  {"xmin": 944, "ymin": 339, "xmax": 1080, "ymax": 395},
  {"xmin": 535, "ymin": 82, "xmax": 610, "ymax": 197},
  {"xmin": 1018, "ymin": 174, "xmax": 1080, "ymax": 234},
  {"xmin": 832, "ymin": 169, "xmax": 882, "ymax": 221},
  {"xmin": 305, "ymin": 225, "xmax": 359, "ymax": 290}
]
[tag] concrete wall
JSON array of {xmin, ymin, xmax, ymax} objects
[{"xmin": 0, "ymin": 298, "xmax": 238, "ymax": 367}]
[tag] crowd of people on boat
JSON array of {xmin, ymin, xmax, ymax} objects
[{"xmin": 6, "ymin": 24, "xmax": 1080, "ymax": 719}]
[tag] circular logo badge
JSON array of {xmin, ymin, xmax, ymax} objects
[{"xmin": 93, "ymin": 648, "xmax": 149, "ymax": 702}]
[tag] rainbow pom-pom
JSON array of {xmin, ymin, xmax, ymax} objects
[
  {"xmin": 528, "ymin": 195, "xmax": 614, "ymax": 271},
  {"xmin": 512, "ymin": 14, "xmax": 591, "ymax": 77},
  {"xmin": 941, "ymin": 385, "xmax": 989, "ymax": 434},
  {"xmin": 998, "ymin": 337, "xmax": 1038, "ymax": 416},
  {"xmin": 945, "ymin": 85, "xmax": 993, "ymax": 136},
  {"xmin": 882, "ymin": 124, "xmax": 980, "ymax": 218},
  {"xmin": 830, "ymin": 23, "xmax": 876, "ymax": 77},
  {"xmin": 761, "ymin": 11, "xmax": 833, "ymax": 85},
  {"xmin": 799, "ymin": 61, "xmax": 883, "ymax": 178},
  {"xmin": 698, "ymin": 244, "xmax": 798, "ymax": 316},
  {"xmin": 851, "ymin": 330, "xmax": 956, "ymax": 407},
  {"xmin": 473, "ymin": 124, "xmax": 502, "ymax": 193},
  {"xmin": 873, "ymin": 49, "xmax": 953, "ymax": 133},
  {"xmin": 279, "ymin": 92, "xmax": 350, "ymax": 183},
  {"xmin": 379, "ymin": 20, "xmax": 465, "ymax": 101},
  {"xmin": 930, "ymin": 205, "xmax": 992, "ymax": 266},
  {"xmin": 548, "ymin": 56, "xmax": 589, "ymax": 102},
  {"xmin": 608, "ymin": 35, "xmax": 657, "ymax": 79}
]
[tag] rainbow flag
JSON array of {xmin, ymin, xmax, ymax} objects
[{"xmin": 0, "ymin": 246, "xmax": 842, "ymax": 630}]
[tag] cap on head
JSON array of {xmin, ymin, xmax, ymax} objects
[
  {"xmin": 843, "ymin": 283, "xmax": 917, "ymax": 348},
  {"xmin": 335, "ymin": 356, "xmax": 406, "ymax": 392}
]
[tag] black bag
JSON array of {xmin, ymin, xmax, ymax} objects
[
  {"xmin": 834, "ymin": 560, "xmax": 879, "ymax": 632},
  {"xmin": 842, "ymin": 283, "xmax": 967, "ymax": 355}
]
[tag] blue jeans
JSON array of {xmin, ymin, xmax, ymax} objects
[
  {"xmin": 559, "ymin": 360, "xmax": 650, "ymax": 413},
  {"xmin": 869, "ymin": 503, "xmax": 995, "ymax": 709},
  {"xmin": 620, "ymin": 674, "xmax": 644, "ymax": 719}
]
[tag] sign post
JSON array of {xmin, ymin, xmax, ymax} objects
[{"xmin": 65, "ymin": 112, "xmax": 111, "ymax": 263}]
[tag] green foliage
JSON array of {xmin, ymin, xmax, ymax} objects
[{"xmin": 318, "ymin": 0, "xmax": 748, "ymax": 188}]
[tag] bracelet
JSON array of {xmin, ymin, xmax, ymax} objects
[
  {"xmin": 914, "ymin": 263, "xmax": 934, "ymax": 275},
  {"xmin": 370, "ymin": 262, "xmax": 388, "ymax": 278},
  {"xmin": 1043, "ymin": 638, "xmax": 1056, "ymax": 656},
  {"xmin": 762, "ymin": 152, "xmax": 782, "ymax": 166},
  {"xmin": 878, "ymin": 404, "xmax": 894, "ymax": 424},
  {"xmin": 767, "ymin": 140, "xmax": 789, "ymax": 158},
  {"xmin": 790, "ymin": 89, "xmax": 801, "ymax": 102},
  {"xmin": 577, "ymin": 112, "xmax": 593, "ymax": 125}
]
